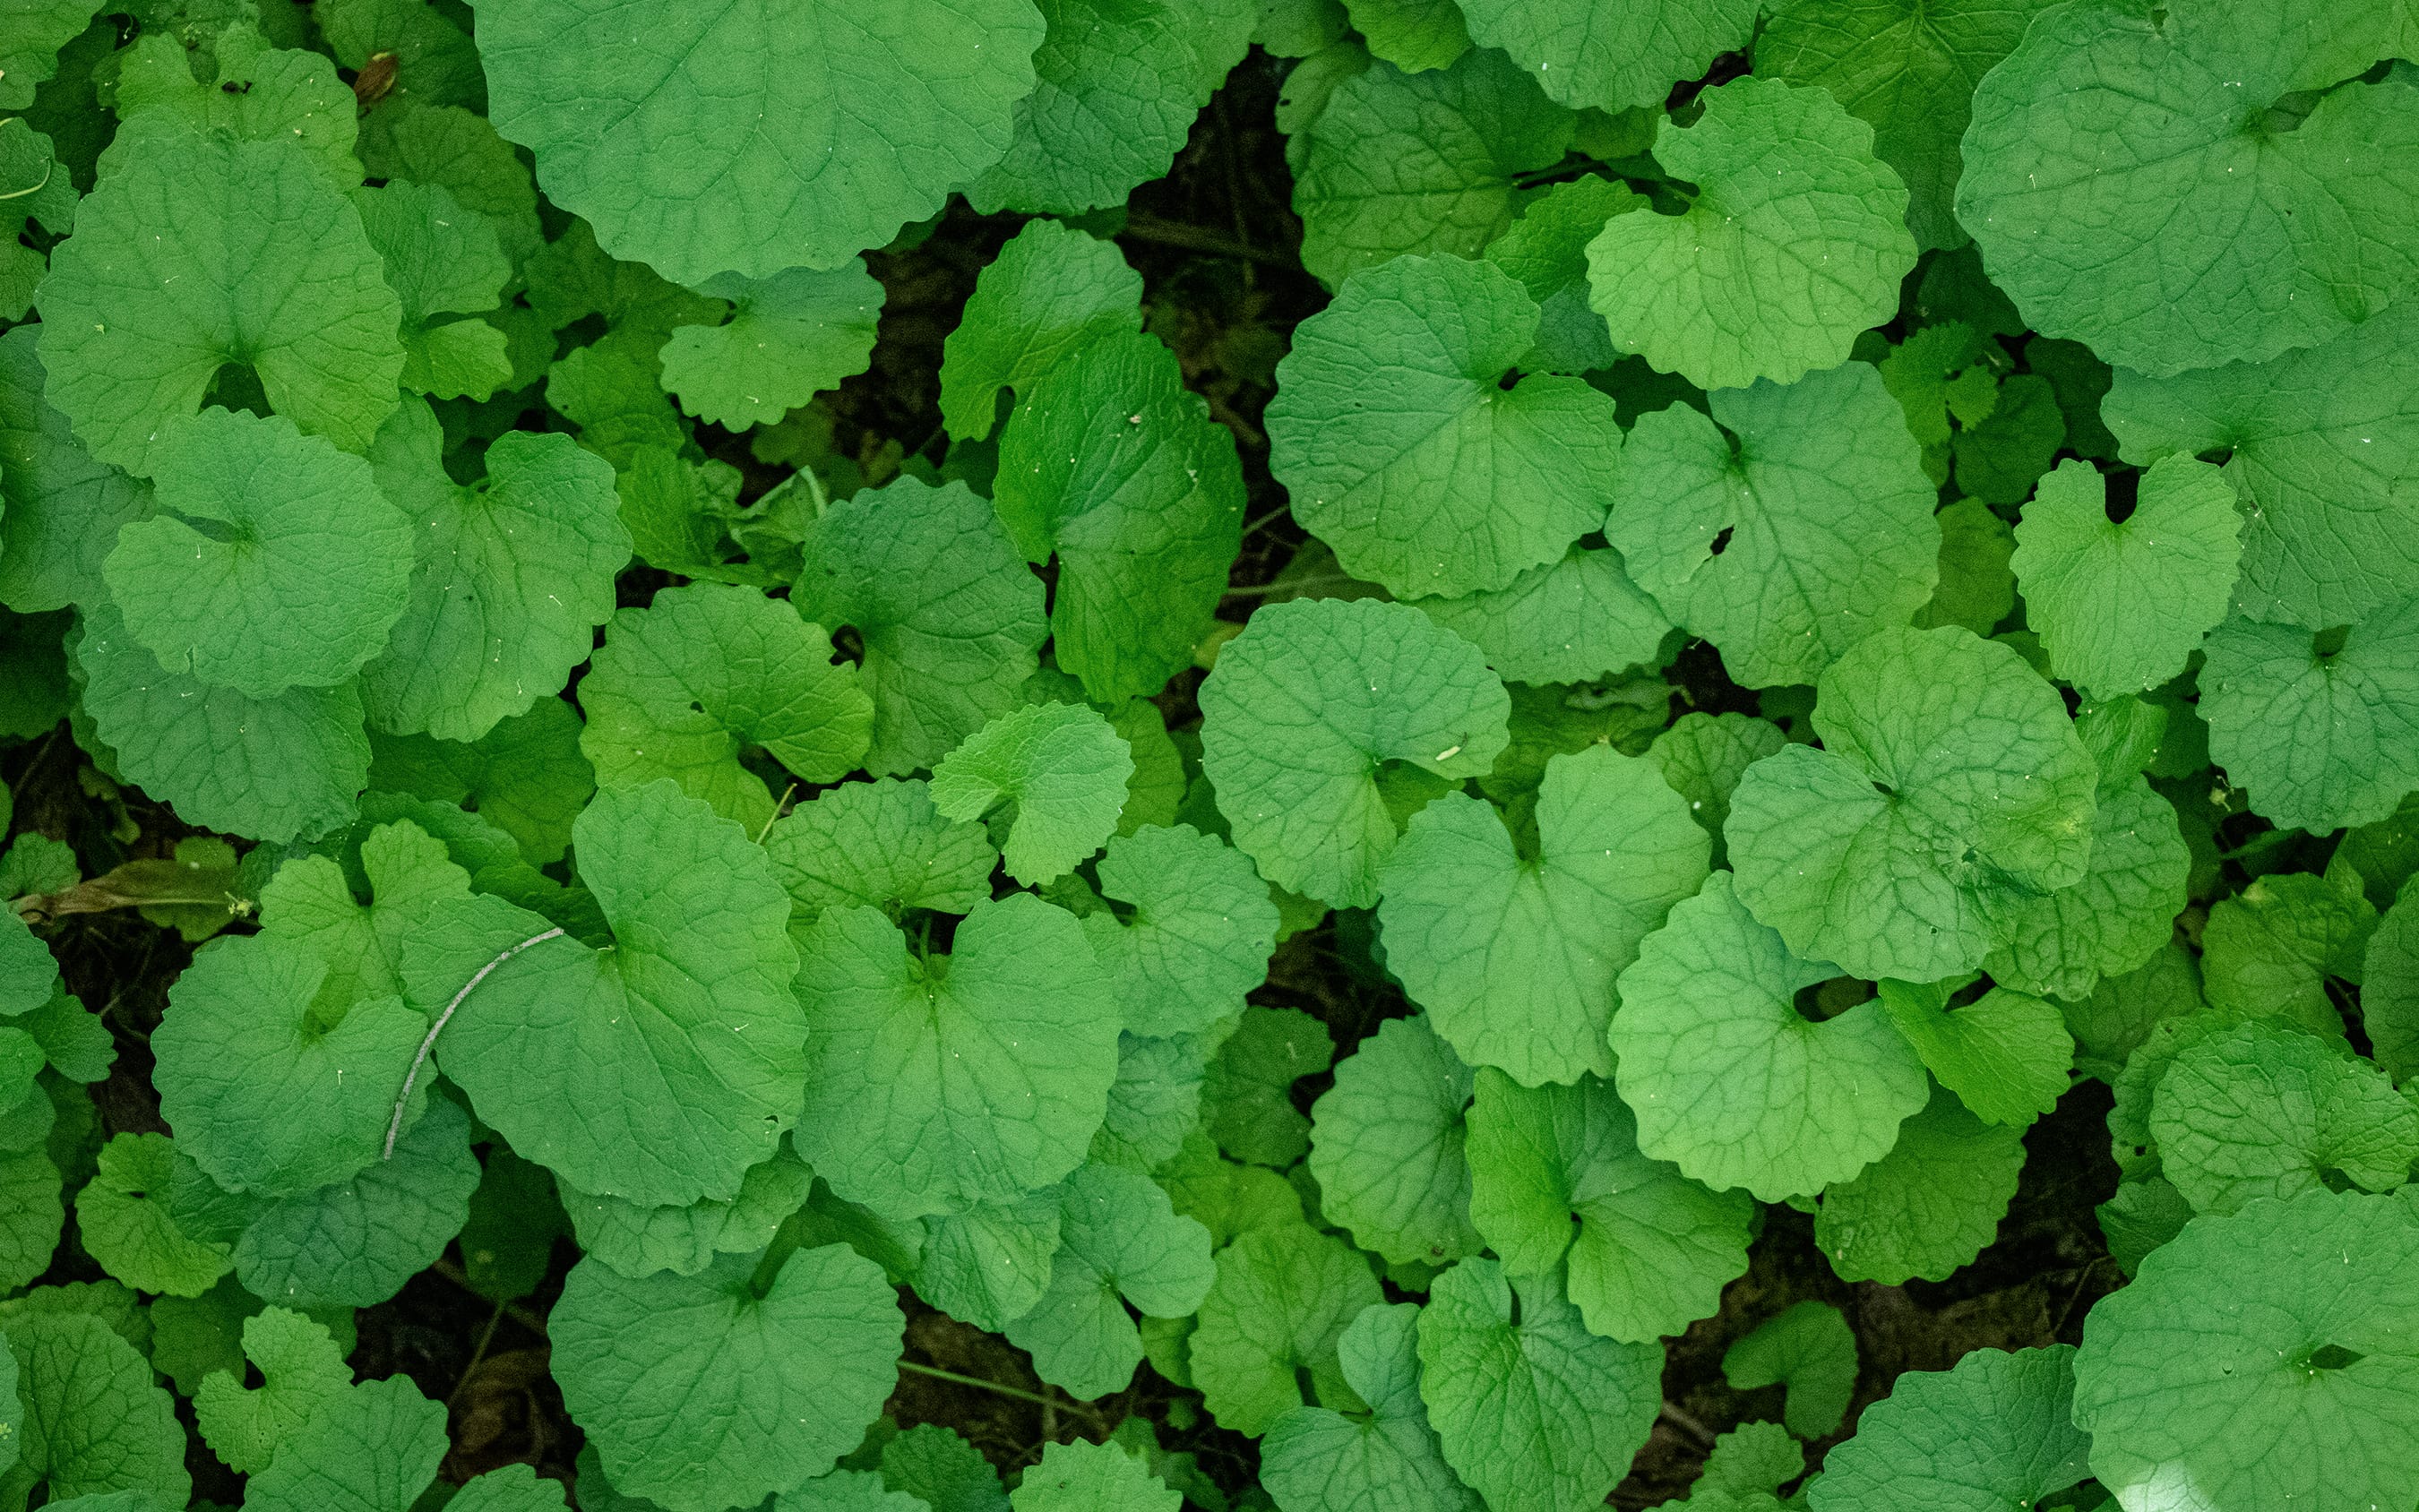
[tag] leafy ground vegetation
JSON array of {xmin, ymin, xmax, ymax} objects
[{"xmin": 2, "ymin": 0, "xmax": 2418, "ymax": 1509}]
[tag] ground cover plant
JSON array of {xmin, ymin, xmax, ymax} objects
[{"xmin": 1, "ymin": 0, "xmax": 2417, "ymax": 1508}]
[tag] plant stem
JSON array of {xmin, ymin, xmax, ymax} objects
[
  {"xmin": 897, "ymin": 1361, "xmax": 1103, "ymax": 1423},
  {"xmin": 385, "ymin": 927, "xmax": 564, "ymax": 1158}
]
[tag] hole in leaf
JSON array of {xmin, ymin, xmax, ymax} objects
[
  {"xmin": 2102, "ymin": 469, "xmax": 2139, "ymax": 524},
  {"xmin": 1871, "ymin": 779, "xmax": 1896, "ymax": 797},
  {"xmin": 1497, "ymin": 369, "xmax": 1521, "ymax": 391},
  {"xmin": 2308, "ymin": 1344, "xmax": 2363, "ymax": 1370},
  {"xmin": 1793, "ymin": 977, "xmax": 1872, "ymax": 1022},
  {"xmin": 1294, "ymin": 1364, "xmax": 1321, "ymax": 1404},
  {"xmin": 204, "ymin": 362, "xmax": 271, "ymax": 418},
  {"xmin": 1708, "ymin": 526, "xmax": 1735, "ymax": 557},
  {"xmin": 2313, "ymin": 625, "xmax": 2350, "ymax": 660}
]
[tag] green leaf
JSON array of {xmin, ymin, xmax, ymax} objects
[
  {"xmin": 1085, "ymin": 824, "xmax": 1278, "ymax": 1037},
  {"xmin": 1950, "ymin": 373, "xmax": 2064, "ymax": 506},
  {"xmin": 1459, "ymin": 0, "xmax": 1757, "ymax": 112},
  {"xmin": 0, "ymin": 326, "xmax": 155, "ymax": 615},
  {"xmin": 1416, "ymin": 547, "xmax": 1672, "ymax": 687},
  {"xmin": 1262, "ymin": 1302, "xmax": 1481, "ymax": 1512},
  {"xmin": 659, "ymin": 262, "xmax": 882, "ymax": 429},
  {"xmin": 233, "ymin": 1094, "xmax": 480, "ymax": 1309},
  {"xmin": 1606, "ymin": 362, "xmax": 1938, "ymax": 690},
  {"xmin": 1874, "ymin": 980, "xmax": 2070, "ymax": 1128},
  {"xmin": 937, "ymin": 219, "xmax": 1143, "ymax": 442},
  {"xmin": 4, "ymin": 1312, "xmax": 192, "ymax": 1505},
  {"xmin": 354, "ymin": 178, "xmax": 514, "ymax": 400},
  {"xmin": 547, "ymin": 327, "xmax": 687, "ymax": 468},
  {"xmin": 1721, "ymin": 1301, "xmax": 1857, "ymax": 1440},
  {"xmin": 2010, "ymin": 457, "xmax": 2242, "ymax": 700},
  {"xmin": 1199, "ymin": 597, "xmax": 1511, "ymax": 907},
  {"xmin": 1984, "ymin": 770, "xmax": 2191, "ymax": 1003},
  {"xmin": 459, "ymin": 1147, "xmax": 565, "ymax": 1302},
  {"xmin": 109, "ymin": 26, "xmax": 359, "ymax": 188},
  {"xmin": 103, "ymin": 407, "xmax": 411, "ymax": 699},
  {"xmin": 1092, "ymin": 1028, "xmax": 1216, "ymax": 1173},
  {"xmin": 1479, "ymin": 176, "xmax": 1638, "ymax": 376},
  {"xmin": 1201, "ymin": 1004, "xmax": 1334, "ymax": 1169},
  {"xmin": 0, "ymin": 910, "xmax": 57, "ymax": 1017},
  {"xmin": 1267, "ymin": 254, "xmax": 1620, "ymax": 599},
  {"xmin": 2199, "ymin": 869, "xmax": 2376, "ymax": 1035},
  {"xmin": 367, "ymin": 698, "xmax": 596, "ymax": 865},
  {"xmin": 1698, "ymin": 1422, "xmax": 1803, "ymax": 1500},
  {"xmin": 1957, "ymin": 0, "xmax": 2419, "ymax": 376},
  {"xmin": 2103, "ymin": 303, "xmax": 2419, "ymax": 630},
  {"xmin": 1612, "ymin": 872, "xmax": 1930, "ymax": 1201},
  {"xmin": 1192, "ymin": 1221, "xmax": 1383, "ymax": 1437},
  {"xmin": 1416, "ymin": 1259, "xmax": 1660, "ymax": 1512},
  {"xmin": 0, "ymin": 0, "xmax": 98, "ymax": 110},
  {"xmin": 360, "ymin": 101, "xmax": 538, "ymax": 247},
  {"xmin": 1306, "ymin": 1015, "xmax": 1481, "ymax": 1267},
  {"xmin": 2367, "ymin": 887, "xmax": 2419, "ymax": 1081},
  {"xmin": 151, "ymin": 932, "xmax": 421, "ymax": 1198},
  {"xmin": 882, "ymin": 1427, "xmax": 1007, "ymax": 1512},
  {"xmin": 930, "ymin": 701, "xmax": 1133, "ymax": 885},
  {"xmin": 0, "ymin": 1142, "xmax": 60, "ymax": 1289},
  {"xmin": 1647, "ymin": 711, "xmax": 1786, "ymax": 868},
  {"xmin": 2073, "ymin": 1190, "xmax": 2419, "ymax": 1512},
  {"xmin": 1003, "ymin": 1162, "xmax": 1215, "ymax": 1399},
  {"xmin": 2151, "ymin": 1020, "xmax": 2419, "ymax": 1216},
  {"xmin": 796, "ymin": 893, "xmax": 1118, "ymax": 1220},
  {"xmin": 794, "ymin": 476, "xmax": 1046, "ymax": 777},
  {"xmin": 765, "ymin": 777, "xmax": 997, "ymax": 924},
  {"xmin": 1728, "ymin": 625, "xmax": 2098, "ymax": 981},
  {"xmin": 581, "ymin": 582, "xmax": 874, "ymax": 831},
  {"xmin": 552, "ymin": 1244, "xmax": 903, "ymax": 1512},
  {"xmin": 36, "ymin": 133, "xmax": 402, "ymax": 475},
  {"xmin": 994, "ymin": 329, "xmax": 1245, "ymax": 700},
  {"xmin": 358, "ymin": 399, "xmax": 629, "ymax": 742},
  {"xmin": 421, "ymin": 780, "xmax": 805, "ymax": 1207},
  {"xmin": 1807, "ymin": 1345, "xmax": 2089, "ymax": 1512},
  {"xmin": 1813, "ymin": 1083, "xmax": 2024, "ymax": 1284},
  {"xmin": 1378, "ymin": 745, "xmax": 1708, "ymax": 1085},
  {"xmin": 1010, "ymin": 1439, "xmax": 1177, "ymax": 1512},
  {"xmin": 194, "ymin": 1308, "xmax": 357, "ymax": 1473},
  {"xmin": 261, "ymin": 819, "xmax": 478, "ymax": 1032},
  {"xmin": 2201, "ymin": 602, "xmax": 2419, "ymax": 833},
  {"xmin": 1757, "ymin": 0, "xmax": 2058, "ymax": 250},
  {"xmin": 239, "ymin": 1374, "xmax": 447, "ymax": 1512},
  {"xmin": 1466, "ymin": 1068, "xmax": 1752, "ymax": 1343},
  {"xmin": 968, "ymin": 0, "xmax": 1255, "ymax": 214},
  {"xmin": 73, "ymin": 1132, "xmax": 236, "ymax": 1297},
  {"xmin": 1342, "ymin": 0, "xmax": 1470, "ymax": 73},
  {"xmin": 474, "ymin": 0, "xmax": 1046, "ymax": 283},
  {"xmin": 1586, "ymin": 77, "xmax": 1915, "ymax": 390},
  {"xmin": 564, "ymin": 1138, "xmax": 813, "ymax": 1282},
  {"xmin": 779, "ymin": 1469, "xmax": 929, "ymax": 1512},
  {"xmin": 2063, "ymin": 941, "xmax": 2206, "ymax": 1086},
  {"xmin": 917, "ymin": 1191, "xmax": 1060, "ymax": 1332},
  {"xmin": 1914, "ymin": 496, "xmax": 2017, "ymax": 636},
  {"xmin": 452, "ymin": 1465, "xmax": 574, "ymax": 1512},
  {"xmin": 1292, "ymin": 47, "xmax": 1572, "ymax": 283}
]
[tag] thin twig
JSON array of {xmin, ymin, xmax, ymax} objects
[
  {"xmin": 755, "ymin": 784, "xmax": 799, "ymax": 844},
  {"xmin": 1116, "ymin": 214, "xmax": 1300, "ymax": 271},
  {"xmin": 449, "ymin": 1299, "xmax": 509, "ymax": 1407},
  {"xmin": 1241, "ymin": 505, "xmax": 1292, "ymax": 539},
  {"xmin": 1220, "ymin": 574, "xmax": 1363, "ymax": 598},
  {"xmin": 1658, "ymin": 1401, "xmax": 1718, "ymax": 1450},
  {"xmin": 384, "ymin": 928, "xmax": 564, "ymax": 1157},
  {"xmin": 427, "ymin": 1257, "xmax": 549, "ymax": 1336},
  {"xmin": 897, "ymin": 1361, "xmax": 1106, "ymax": 1424}
]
